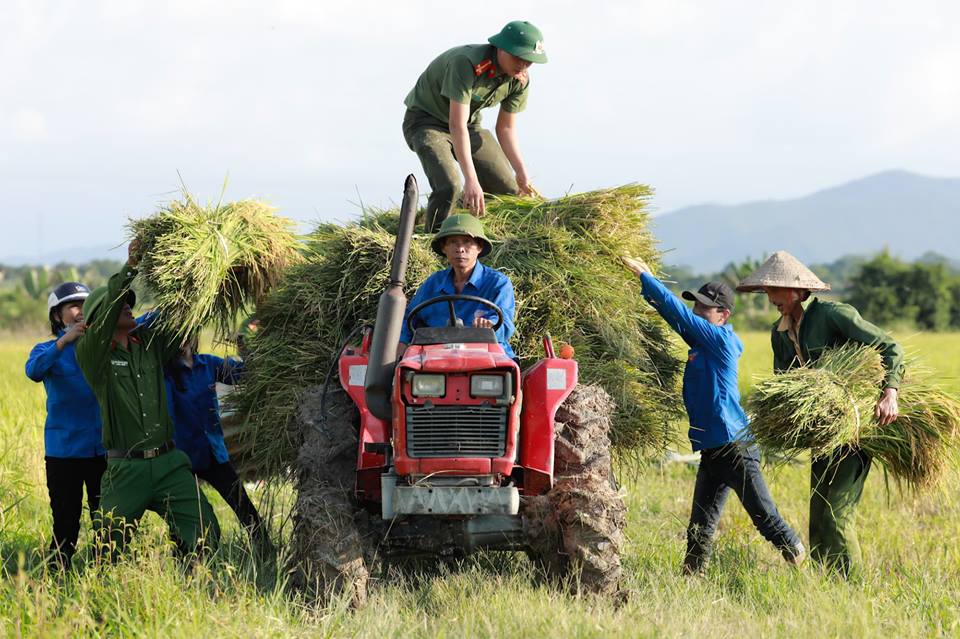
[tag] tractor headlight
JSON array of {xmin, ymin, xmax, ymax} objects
[
  {"xmin": 471, "ymin": 374, "xmax": 505, "ymax": 398},
  {"xmin": 411, "ymin": 373, "xmax": 446, "ymax": 397}
]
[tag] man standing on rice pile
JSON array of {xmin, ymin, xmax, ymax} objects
[
  {"xmin": 399, "ymin": 213, "xmax": 516, "ymax": 359},
  {"xmin": 75, "ymin": 240, "xmax": 220, "ymax": 559},
  {"xmin": 622, "ymin": 257, "xmax": 805, "ymax": 574},
  {"xmin": 403, "ymin": 20, "xmax": 547, "ymax": 231},
  {"xmin": 737, "ymin": 250, "xmax": 904, "ymax": 577}
]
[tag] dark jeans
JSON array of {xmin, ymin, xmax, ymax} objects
[
  {"xmin": 685, "ymin": 444, "xmax": 801, "ymax": 571},
  {"xmin": 44, "ymin": 455, "xmax": 107, "ymax": 567},
  {"xmin": 195, "ymin": 461, "xmax": 267, "ymax": 543}
]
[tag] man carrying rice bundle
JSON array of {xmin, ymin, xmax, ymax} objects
[
  {"xmin": 403, "ymin": 20, "xmax": 547, "ymax": 231},
  {"xmin": 622, "ymin": 257, "xmax": 804, "ymax": 575},
  {"xmin": 76, "ymin": 241, "xmax": 220, "ymax": 560},
  {"xmin": 738, "ymin": 250, "xmax": 904, "ymax": 577}
]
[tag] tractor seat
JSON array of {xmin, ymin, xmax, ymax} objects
[{"xmin": 410, "ymin": 326, "xmax": 497, "ymax": 346}]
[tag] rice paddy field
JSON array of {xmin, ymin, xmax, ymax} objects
[{"xmin": 2, "ymin": 330, "xmax": 959, "ymax": 637}]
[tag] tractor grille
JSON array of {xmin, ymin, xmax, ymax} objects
[{"xmin": 405, "ymin": 405, "xmax": 508, "ymax": 458}]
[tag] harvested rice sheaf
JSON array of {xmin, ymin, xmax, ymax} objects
[
  {"xmin": 229, "ymin": 186, "xmax": 685, "ymax": 476},
  {"xmin": 128, "ymin": 193, "xmax": 302, "ymax": 341},
  {"xmin": 747, "ymin": 344, "xmax": 960, "ymax": 489}
]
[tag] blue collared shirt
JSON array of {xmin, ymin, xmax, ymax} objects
[
  {"xmin": 25, "ymin": 334, "xmax": 105, "ymax": 458},
  {"xmin": 164, "ymin": 354, "xmax": 243, "ymax": 472},
  {"xmin": 399, "ymin": 261, "xmax": 517, "ymax": 359},
  {"xmin": 640, "ymin": 273, "xmax": 750, "ymax": 451}
]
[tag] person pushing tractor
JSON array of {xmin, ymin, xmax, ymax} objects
[{"xmin": 403, "ymin": 20, "xmax": 547, "ymax": 231}]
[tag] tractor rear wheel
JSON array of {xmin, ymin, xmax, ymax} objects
[
  {"xmin": 524, "ymin": 384, "xmax": 626, "ymax": 596},
  {"xmin": 289, "ymin": 385, "xmax": 371, "ymax": 607}
]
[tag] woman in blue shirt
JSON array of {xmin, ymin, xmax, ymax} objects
[
  {"xmin": 622, "ymin": 257, "xmax": 804, "ymax": 574},
  {"xmin": 24, "ymin": 281, "xmax": 106, "ymax": 569},
  {"xmin": 163, "ymin": 334, "xmax": 269, "ymax": 552}
]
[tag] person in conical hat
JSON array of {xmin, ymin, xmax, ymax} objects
[{"xmin": 738, "ymin": 250, "xmax": 905, "ymax": 578}]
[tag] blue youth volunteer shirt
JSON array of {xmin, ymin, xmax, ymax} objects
[
  {"xmin": 164, "ymin": 354, "xmax": 243, "ymax": 472},
  {"xmin": 25, "ymin": 335, "xmax": 105, "ymax": 458},
  {"xmin": 399, "ymin": 261, "xmax": 517, "ymax": 359},
  {"xmin": 640, "ymin": 273, "xmax": 750, "ymax": 451}
]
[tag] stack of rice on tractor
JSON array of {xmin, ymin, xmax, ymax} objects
[{"xmin": 290, "ymin": 177, "xmax": 626, "ymax": 605}]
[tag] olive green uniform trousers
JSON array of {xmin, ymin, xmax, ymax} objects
[
  {"xmin": 809, "ymin": 447, "xmax": 871, "ymax": 577},
  {"xmin": 97, "ymin": 450, "xmax": 220, "ymax": 557},
  {"xmin": 403, "ymin": 110, "xmax": 518, "ymax": 232}
]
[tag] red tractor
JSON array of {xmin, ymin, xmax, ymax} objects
[{"xmin": 290, "ymin": 176, "xmax": 625, "ymax": 605}]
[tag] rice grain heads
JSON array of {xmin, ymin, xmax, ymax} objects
[
  {"xmin": 128, "ymin": 193, "xmax": 302, "ymax": 341},
  {"xmin": 748, "ymin": 344, "xmax": 960, "ymax": 489},
  {"xmin": 229, "ymin": 186, "xmax": 685, "ymax": 477}
]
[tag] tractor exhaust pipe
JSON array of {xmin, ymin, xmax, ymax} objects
[{"xmin": 364, "ymin": 174, "xmax": 418, "ymax": 421}]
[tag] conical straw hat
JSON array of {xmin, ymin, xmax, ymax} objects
[{"xmin": 736, "ymin": 250, "xmax": 831, "ymax": 292}]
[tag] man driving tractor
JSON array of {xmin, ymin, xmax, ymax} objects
[{"xmin": 398, "ymin": 213, "xmax": 516, "ymax": 359}]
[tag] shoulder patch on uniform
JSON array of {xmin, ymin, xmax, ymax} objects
[{"xmin": 474, "ymin": 59, "xmax": 497, "ymax": 78}]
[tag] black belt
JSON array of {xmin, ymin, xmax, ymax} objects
[{"xmin": 107, "ymin": 440, "xmax": 176, "ymax": 460}]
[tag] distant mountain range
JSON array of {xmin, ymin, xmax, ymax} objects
[
  {"xmin": 652, "ymin": 170, "xmax": 960, "ymax": 273},
  {"xmin": 5, "ymin": 170, "xmax": 958, "ymax": 272},
  {"xmin": 0, "ymin": 243, "xmax": 125, "ymax": 267}
]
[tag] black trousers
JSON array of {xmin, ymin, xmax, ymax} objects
[
  {"xmin": 44, "ymin": 456, "xmax": 107, "ymax": 566},
  {"xmin": 685, "ymin": 444, "xmax": 800, "ymax": 570},
  {"xmin": 194, "ymin": 461, "xmax": 266, "ymax": 540}
]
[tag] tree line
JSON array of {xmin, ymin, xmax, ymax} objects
[
  {"xmin": 667, "ymin": 250, "xmax": 960, "ymax": 331},
  {"xmin": 0, "ymin": 261, "xmax": 122, "ymax": 332},
  {"xmin": 4, "ymin": 250, "xmax": 960, "ymax": 333}
]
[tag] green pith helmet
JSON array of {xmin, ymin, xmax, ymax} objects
[
  {"xmin": 431, "ymin": 213, "xmax": 492, "ymax": 258},
  {"xmin": 488, "ymin": 21, "xmax": 547, "ymax": 64},
  {"xmin": 83, "ymin": 286, "xmax": 136, "ymax": 325}
]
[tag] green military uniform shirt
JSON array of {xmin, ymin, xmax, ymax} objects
[
  {"xmin": 404, "ymin": 44, "xmax": 529, "ymax": 129},
  {"xmin": 76, "ymin": 265, "xmax": 180, "ymax": 452},
  {"xmin": 771, "ymin": 298, "xmax": 905, "ymax": 388}
]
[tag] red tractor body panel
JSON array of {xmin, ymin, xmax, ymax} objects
[
  {"xmin": 518, "ymin": 357, "xmax": 578, "ymax": 495},
  {"xmin": 340, "ymin": 329, "xmax": 577, "ymax": 507}
]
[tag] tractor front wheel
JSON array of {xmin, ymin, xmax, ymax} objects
[{"xmin": 524, "ymin": 384, "xmax": 627, "ymax": 596}]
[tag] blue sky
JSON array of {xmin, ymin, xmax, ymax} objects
[{"xmin": 2, "ymin": 0, "xmax": 958, "ymax": 262}]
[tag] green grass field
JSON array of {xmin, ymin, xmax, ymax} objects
[{"xmin": 2, "ymin": 330, "xmax": 959, "ymax": 637}]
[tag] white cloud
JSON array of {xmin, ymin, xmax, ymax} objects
[
  {"xmin": 8, "ymin": 108, "xmax": 49, "ymax": 140},
  {"xmin": 1, "ymin": 0, "xmax": 959, "ymax": 259}
]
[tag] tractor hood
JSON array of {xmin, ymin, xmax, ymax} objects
[{"xmin": 400, "ymin": 342, "xmax": 517, "ymax": 373}]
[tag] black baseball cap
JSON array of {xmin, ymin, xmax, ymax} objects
[{"xmin": 682, "ymin": 281, "xmax": 735, "ymax": 311}]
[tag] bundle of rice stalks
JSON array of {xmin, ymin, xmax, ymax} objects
[
  {"xmin": 747, "ymin": 345, "xmax": 885, "ymax": 458},
  {"xmin": 861, "ymin": 367, "xmax": 960, "ymax": 489},
  {"xmin": 229, "ymin": 185, "xmax": 685, "ymax": 477},
  {"xmin": 747, "ymin": 344, "xmax": 960, "ymax": 488},
  {"xmin": 128, "ymin": 193, "xmax": 302, "ymax": 341}
]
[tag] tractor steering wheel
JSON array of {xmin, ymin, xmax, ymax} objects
[{"xmin": 405, "ymin": 294, "xmax": 505, "ymax": 335}]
